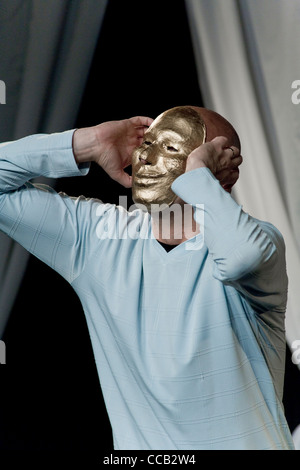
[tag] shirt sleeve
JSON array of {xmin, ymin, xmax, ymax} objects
[
  {"xmin": 0, "ymin": 130, "xmax": 101, "ymax": 283},
  {"xmin": 171, "ymin": 167, "xmax": 288, "ymax": 314}
]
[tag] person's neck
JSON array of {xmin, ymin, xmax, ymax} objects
[{"xmin": 151, "ymin": 202, "xmax": 200, "ymax": 245}]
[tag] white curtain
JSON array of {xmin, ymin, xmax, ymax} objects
[
  {"xmin": 0, "ymin": 0, "xmax": 108, "ymax": 337},
  {"xmin": 185, "ymin": 0, "xmax": 300, "ymax": 348}
]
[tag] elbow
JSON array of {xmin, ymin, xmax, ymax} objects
[{"xmin": 213, "ymin": 239, "xmax": 278, "ymax": 283}]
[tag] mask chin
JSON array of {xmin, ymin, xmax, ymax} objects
[{"xmin": 132, "ymin": 192, "xmax": 177, "ymax": 214}]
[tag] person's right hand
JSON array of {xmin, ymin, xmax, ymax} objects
[
  {"xmin": 185, "ymin": 136, "xmax": 243, "ymax": 193},
  {"xmin": 73, "ymin": 116, "xmax": 153, "ymax": 188}
]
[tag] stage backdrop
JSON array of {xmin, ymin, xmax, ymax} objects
[
  {"xmin": 0, "ymin": 0, "xmax": 108, "ymax": 337},
  {"xmin": 1, "ymin": 0, "xmax": 300, "ymax": 451},
  {"xmin": 185, "ymin": 0, "xmax": 300, "ymax": 351}
]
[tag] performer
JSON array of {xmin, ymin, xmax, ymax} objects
[{"xmin": 0, "ymin": 106, "xmax": 294, "ymax": 449}]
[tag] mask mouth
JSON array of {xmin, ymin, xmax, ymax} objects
[
  {"xmin": 133, "ymin": 175, "xmax": 166, "ymax": 187},
  {"xmin": 134, "ymin": 170, "xmax": 166, "ymax": 177}
]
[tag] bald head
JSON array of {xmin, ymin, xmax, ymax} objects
[{"xmin": 189, "ymin": 106, "xmax": 241, "ymax": 152}]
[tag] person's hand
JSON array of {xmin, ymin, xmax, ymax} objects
[
  {"xmin": 185, "ymin": 136, "xmax": 243, "ymax": 192},
  {"xmin": 73, "ymin": 116, "xmax": 153, "ymax": 188}
]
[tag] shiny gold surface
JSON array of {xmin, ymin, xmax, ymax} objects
[{"xmin": 132, "ymin": 106, "xmax": 206, "ymax": 212}]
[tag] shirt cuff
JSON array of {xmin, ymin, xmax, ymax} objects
[{"xmin": 45, "ymin": 129, "xmax": 90, "ymax": 177}]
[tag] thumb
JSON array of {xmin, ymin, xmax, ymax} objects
[{"xmin": 114, "ymin": 170, "xmax": 132, "ymax": 188}]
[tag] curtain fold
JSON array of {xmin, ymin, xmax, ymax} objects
[
  {"xmin": 185, "ymin": 0, "xmax": 300, "ymax": 347},
  {"xmin": 0, "ymin": 0, "xmax": 108, "ymax": 337}
]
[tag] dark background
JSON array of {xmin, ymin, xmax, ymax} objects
[{"xmin": 1, "ymin": 0, "xmax": 300, "ymax": 453}]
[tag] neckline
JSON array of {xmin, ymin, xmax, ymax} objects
[
  {"xmin": 157, "ymin": 241, "xmax": 178, "ymax": 252},
  {"xmin": 148, "ymin": 216, "xmax": 204, "ymax": 259}
]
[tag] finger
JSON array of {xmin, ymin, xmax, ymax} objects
[
  {"xmin": 220, "ymin": 169, "xmax": 240, "ymax": 186},
  {"xmin": 135, "ymin": 127, "xmax": 149, "ymax": 138},
  {"xmin": 136, "ymin": 135, "xmax": 144, "ymax": 145},
  {"xmin": 230, "ymin": 146, "xmax": 240, "ymax": 156},
  {"xmin": 233, "ymin": 154, "xmax": 243, "ymax": 166},
  {"xmin": 130, "ymin": 116, "xmax": 153, "ymax": 128},
  {"xmin": 224, "ymin": 146, "xmax": 240, "ymax": 156},
  {"xmin": 228, "ymin": 168, "xmax": 240, "ymax": 184},
  {"xmin": 215, "ymin": 168, "xmax": 227, "ymax": 181},
  {"xmin": 122, "ymin": 173, "xmax": 132, "ymax": 189},
  {"xmin": 222, "ymin": 184, "xmax": 234, "ymax": 193},
  {"xmin": 224, "ymin": 147, "xmax": 235, "ymax": 159},
  {"xmin": 222, "ymin": 149, "xmax": 243, "ymax": 168},
  {"xmin": 211, "ymin": 136, "xmax": 229, "ymax": 148}
]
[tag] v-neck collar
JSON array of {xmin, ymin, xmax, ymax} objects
[
  {"xmin": 148, "ymin": 216, "xmax": 204, "ymax": 260},
  {"xmin": 157, "ymin": 241, "xmax": 178, "ymax": 252}
]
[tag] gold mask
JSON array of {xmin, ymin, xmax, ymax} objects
[{"xmin": 131, "ymin": 106, "xmax": 206, "ymax": 212}]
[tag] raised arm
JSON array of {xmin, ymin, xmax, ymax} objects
[
  {"xmin": 171, "ymin": 137, "xmax": 288, "ymax": 313},
  {"xmin": 0, "ymin": 116, "xmax": 153, "ymax": 282}
]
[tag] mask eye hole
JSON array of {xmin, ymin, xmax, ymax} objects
[{"xmin": 167, "ymin": 145, "xmax": 178, "ymax": 152}]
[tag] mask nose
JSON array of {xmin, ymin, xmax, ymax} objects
[{"xmin": 139, "ymin": 144, "xmax": 159, "ymax": 165}]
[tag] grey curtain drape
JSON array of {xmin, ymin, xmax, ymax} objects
[
  {"xmin": 0, "ymin": 0, "xmax": 108, "ymax": 337},
  {"xmin": 185, "ymin": 0, "xmax": 300, "ymax": 349}
]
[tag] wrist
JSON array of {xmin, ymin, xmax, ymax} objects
[
  {"xmin": 185, "ymin": 158, "xmax": 208, "ymax": 173},
  {"xmin": 72, "ymin": 127, "xmax": 98, "ymax": 164}
]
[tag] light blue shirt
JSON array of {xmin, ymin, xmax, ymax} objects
[{"xmin": 0, "ymin": 130, "xmax": 295, "ymax": 450}]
